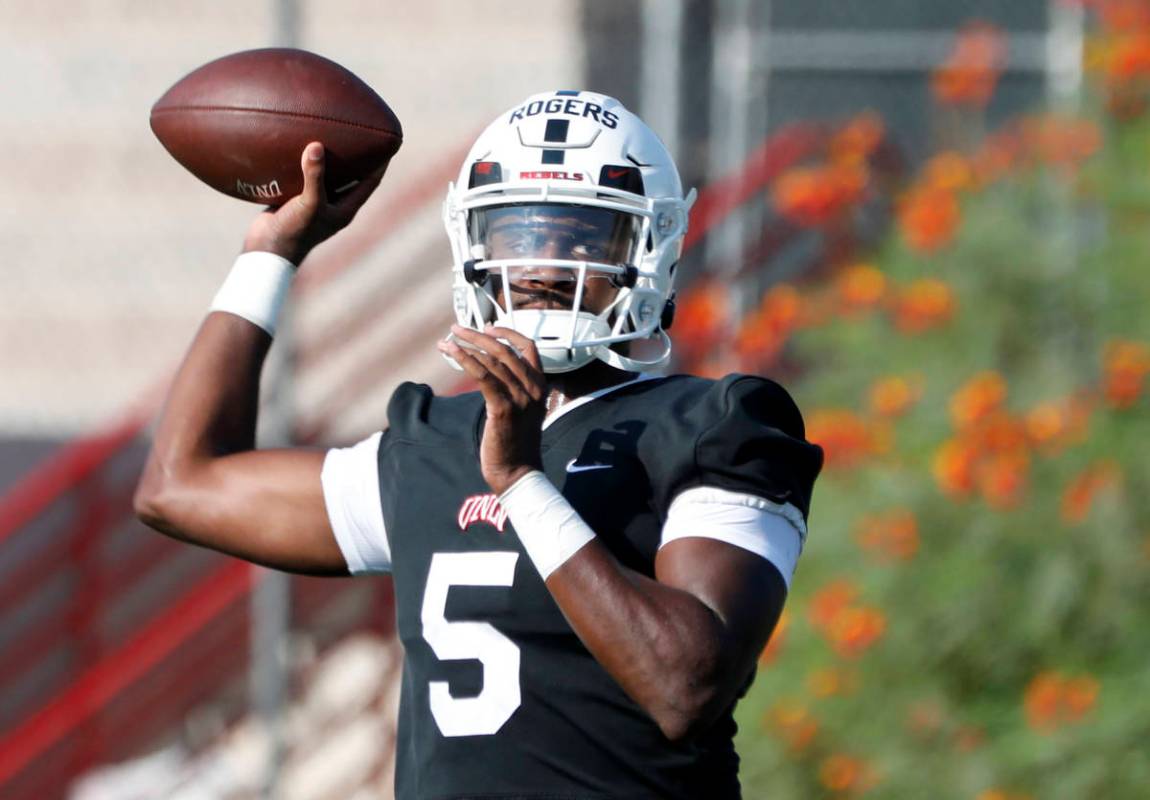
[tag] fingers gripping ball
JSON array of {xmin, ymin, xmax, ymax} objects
[{"xmin": 151, "ymin": 48, "xmax": 402, "ymax": 204}]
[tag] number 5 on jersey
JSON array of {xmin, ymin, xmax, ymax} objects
[{"xmin": 420, "ymin": 552, "xmax": 522, "ymax": 736}]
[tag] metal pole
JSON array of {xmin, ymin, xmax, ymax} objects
[
  {"xmin": 1044, "ymin": 0, "xmax": 1084, "ymax": 279},
  {"xmin": 274, "ymin": 0, "xmax": 301, "ymax": 51},
  {"xmin": 640, "ymin": 0, "xmax": 684, "ymax": 162},
  {"xmin": 706, "ymin": 0, "xmax": 756, "ymax": 278},
  {"xmin": 1046, "ymin": 0, "xmax": 1084, "ymax": 112},
  {"xmin": 249, "ymin": 4, "xmax": 301, "ymax": 797}
]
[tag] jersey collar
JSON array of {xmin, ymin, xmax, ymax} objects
[{"xmin": 541, "ymin": 373, "xmax": 662, "ymax": 431}]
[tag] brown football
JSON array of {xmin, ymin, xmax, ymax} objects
[{"xmin": 150, "ymin": 48, "xmax": 402, "ymax": 204}]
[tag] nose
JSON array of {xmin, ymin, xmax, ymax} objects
[{"xmin": 517, "ymin": 265, "xmax": 574, "ymax": 288}]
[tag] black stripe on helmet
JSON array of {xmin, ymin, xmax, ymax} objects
[{"xmin": 544, "ymin": 119, "xmax": 570, "ymax": 143}]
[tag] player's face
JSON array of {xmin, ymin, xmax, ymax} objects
[{"xmin": 475, "ymin": 204, "xmax": 639, "ymax": 315}]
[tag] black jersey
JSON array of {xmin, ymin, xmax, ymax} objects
[{"xmin": 376, "ymin": 374, "xmax": 822, "ymax": 800}]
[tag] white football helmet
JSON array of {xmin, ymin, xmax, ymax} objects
[{"xmin": 443, "ymin": 90, "xmax": 696, "ymax": 373}]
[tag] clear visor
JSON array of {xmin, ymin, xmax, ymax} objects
[
  {"xmin": 469, "ymin": 204, "xmax": 643, "ymax": 317},
  {"xmin": 470, "ymin": 203, "xmax": 641, "ymax": 270}
]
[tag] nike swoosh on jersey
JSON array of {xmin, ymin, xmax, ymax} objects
[{"xmin": 565, "ymin": 459, "xmax": 613, "ymax": 474}]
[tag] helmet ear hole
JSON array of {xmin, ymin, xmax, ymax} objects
[{"xmin": 660, "ymin": 294, "xmax": 676, "ymax": 331}]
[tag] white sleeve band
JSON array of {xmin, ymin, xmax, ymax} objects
[
  {"xmin": 209, "ymin": 251, "xmax": 296, "ymax": 336},
  {"xmin": 660, "ymin": 486, "xmax": 806, "ymax": 588},
  {"xmin": 498, "ymin": 471, "xmax": 596, "ymax": 579},
  {"xmin": 321, "ymin": 432, "xmax": 391, "ymax": 574}
]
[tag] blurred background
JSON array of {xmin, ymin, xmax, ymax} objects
[{"xmin": 2, "ymin": 0, "xmax": 1148, "ymax": 797}]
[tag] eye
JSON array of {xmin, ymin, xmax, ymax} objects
[
  {"xmin": 503, "ymin": 235, "xmax": 535, "ymax": 255},
  {"xmin": 571, "ymin": 243, "xmax": 606, "ymax": 259}
]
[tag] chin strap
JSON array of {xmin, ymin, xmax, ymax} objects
[
  {"xmin": 595, "ymin": 330, "xmax": 672, "ymax": 373},
  {"xmin": 441, "ymin": 311, "xmax": 672, "ymax": 375}
]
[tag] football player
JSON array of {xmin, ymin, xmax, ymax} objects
[{"xmin": 136, "ymin": 91, "xmax": 823, "ymax": 799}]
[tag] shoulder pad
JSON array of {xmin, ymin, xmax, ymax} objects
[{"xmin": 385, "ymin": 382, "xmax": 484, "ymax": 444}]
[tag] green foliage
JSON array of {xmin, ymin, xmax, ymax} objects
[{"xmin": 736, "ymin": 111, "xmax": 1150, "ymax": 799}]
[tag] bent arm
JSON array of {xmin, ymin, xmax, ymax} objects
[
  {"xmin": 134, "ymin": 312, "xmax": 346, "ymax": 574},
  {"xmin": 545, "ymin": 529, "xmax": 788, "ymax": 742},
  {"xmin": 443, "ymin": 324, "xmax": 801, "ymax": 740},
  {"xmin": 135, "ymin": 143, "xmax": 385, "ymax": 575}
]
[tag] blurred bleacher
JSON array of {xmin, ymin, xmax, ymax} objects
[{"xmin": 0, "ymin": 2, "xmax": 581, "ymax": 797}]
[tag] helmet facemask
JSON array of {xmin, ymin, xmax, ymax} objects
[{"xmin": 463, "ymin": 203, "xmax": 644, "ymax": 373}]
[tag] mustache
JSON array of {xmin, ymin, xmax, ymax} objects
[{"xmin": 505, "ymin": 282, "xmax": 587, "ymax": 312}]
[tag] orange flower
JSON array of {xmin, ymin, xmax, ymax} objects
[
  {"xmin": 759, "ymin": 611, "xmax": 789, "ymax": 665},
  {"xmin": 806, "ymin": 409, "xmax": 878, "ymax": 469},
  {"xmin": 933, "ymin": 438, "xmax": 980, "ymax": 498},
  {"xmin": 931, "ymin": 21, "xmax": 1007, "ymax": 107},
  {"xmin": 923, "ymin": 151, "xmax": 974, "ymax": 193},
  {"xmin": 897, "ymin": 186, "xmax": 961, "ymax": 253},
  {"xmin": 731, "ymin": 283, "xmax": 805, "ymax": 365},
  {"xmin": 892, "ymin": 278, "xmax": 956, "ymax": 332},
  {"xmin": 1108, "ymin": 31, "xmax": 1150, "ymax": 82},
  {"xmin": 936, "ymin": 375, "xmax": 1035, "ymax": 509},
  {"xmin": 828, "ymin": 606, "xmax": 887, "ymax": 658},
  {"xmin": 1025, "ymin": 401, "xmax": 1066, "ymax": 446},
  {"xmin": 1018, "ymin": 115, "xmax": 1103, "ymax": 169},
  {"xmin": 1060, "ymin": 460, "xmax": 1123, "ymax": 524},
  {"xmin": 971, "ymin": 412, "xmax": 1029, "ymax": 454},
  {"xmin": 950, "ymin": 372, "xmax": 1008, "ymax": 430},
  {"xmin": 766, "ymin": 700, "xmax": 819, "ymax": 752},
  {"xmin": 760, "ymin": 284, "xmax": 802, "ymax": 329},
  {"xmin": 819, "ymin": 754, "xmax": 875, "ymax": 794},
  {"xmin": 772, "ymin": 163, "xmax": 869, "ymax": 227},
  {"xmin": 1024, "ymin": 396, "xmax": 1092, "ymax": 453},
  {"xmin": 836, "ymin": 263, "xmax": 888, "ymax": 312},
  {"xmin": 1024, "ymin": 671, "xmax": 1064, "ymax": 731},
  {"xmin": 855, "ymin": 508, "xmax": 920, "ymax": 561},
  {"xmin": 1102, "ymin": 339, "xmax": 1150, "ymax": 408},
  {"xmin": 1064, "ymin": 675, "xmax": 1101, "ymax": 717},
  {"xmin": 830, "ymin": 112, "xmax": 886, "ymax": 165},
  {"xmin": 733, "ymin": 285, "xmax": 805, "ymax": 370},
  {"xmin": 806, "ymin": 666, "xmax": 858, "ymax": 698},
  {"xmin": 1024, "ymin": 671, "xmax": 1100, "ymax": 732},
  {"xmin": 1099, "ymin": 0, "xmax": 1150, "ymax": 34},
  {"xmin": 809, "ymin": 580, "xmax": 860, "ymax": 631},
  {"xmin": 868, "ymin": 375, "xmax": 922, "ymax": 418},
  {"xmin": 672, "ymin": 281, "xmax": 729, "ymax": 360},
  {"xmin": 932, "ymin": 62, "xmax": 1000, "ymax": 108},
  {"xmin": 975, "ymin": 449, "xmax": 1030, "ymax": 509}
]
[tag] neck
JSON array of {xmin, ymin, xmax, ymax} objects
[{"xmin": 544, "ymin": 360, "xmax": 637, "ymax": 414}]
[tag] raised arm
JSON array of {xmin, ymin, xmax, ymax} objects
[{"xmin": 134, "ymin": 143, "xmax": 384, "ymax": 575}]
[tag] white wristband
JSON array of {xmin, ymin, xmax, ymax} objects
[
  {"xmin": 209, "ymin": 251, "xmax": 296, "ymax": 336},
  {"xmin": 499, "ymin": 471, "xmax": 596, "ymax": 579}
]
